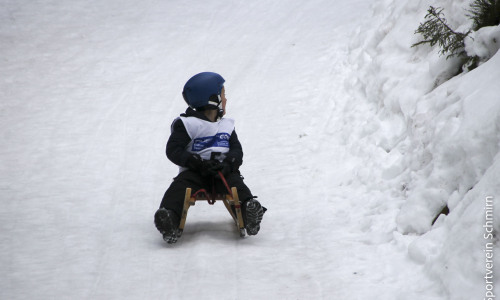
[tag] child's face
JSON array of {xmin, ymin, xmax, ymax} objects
[{"xmin": 221, "ymin": 87, "xmax": 227, "ymax": 116}]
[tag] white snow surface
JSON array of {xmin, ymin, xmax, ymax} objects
[{"xmin": 1, "ymin": 0, "xmax": 498, "ymax": 299}]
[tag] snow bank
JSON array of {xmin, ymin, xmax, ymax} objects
[
  {"xmin": 346, "ymin": 0, "xmax": 500, "ymax": 298},
  {"xmin": 465, "ymin": 24, "xmax": 500, "ymax": 64}
]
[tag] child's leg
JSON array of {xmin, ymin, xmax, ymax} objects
[
  {"xmin": 221, "ymin": 171, "xmax": 254, "ymax": 201},
  {"xmin": 222, "ymin": 171, "xmax": 264, "ymax": 235},
  {"xmin": 160, "ymin": 170, "xmax": 206, "ymax": 218}
]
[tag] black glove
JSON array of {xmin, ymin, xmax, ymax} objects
[
  {"xmin": 201, "ymin": 159, "xmax": 223, "ymax": 177},
  {"xmin": 186, "ymin": 155, "xmax": 233, "ymax": 178}
]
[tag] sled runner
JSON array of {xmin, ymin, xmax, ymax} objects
[{"xmin": 175, "ymin": 171, "xmax": 246, "ymax": 240}]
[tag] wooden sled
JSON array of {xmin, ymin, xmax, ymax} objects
[{"xmin": 175, "ymin": 187, "xmax": 246, "ymax": 240}]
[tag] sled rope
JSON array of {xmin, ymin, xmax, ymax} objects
[
  {"xmin": 191, "ymin": 189, "xmax": 210, "ymax": 203},
  {"xmin": 218, "ymin": 171, "xmax": 233, "ymax": 197}
]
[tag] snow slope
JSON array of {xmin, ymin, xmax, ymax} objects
[{"xmin": 0, "ymin": 0, "xmax": 497, "ymax": 299}]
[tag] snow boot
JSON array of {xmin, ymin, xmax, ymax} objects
[
  {"xmin": 154, "ymin": 208, "xmax": 180, "ymax": 244},
  {"xmin": 242, "ymin": 198, "xmax": 265, "ymax": 236}
]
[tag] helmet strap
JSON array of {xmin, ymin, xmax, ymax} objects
[
  {"xmin": 208, "ymin": 94, "xmax": 221, "ymax": 108},
  {"xmin": 216, "ymin": 108, "xmax": 224, "ymax": 120}
]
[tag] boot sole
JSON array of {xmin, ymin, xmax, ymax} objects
[
  {"xmin": 245, "ymin": 201, "xmax": 263, "ymax": 236},
  {"xmin": 155, "ymin": 209, "xmax": 178, "ymax": 243}
]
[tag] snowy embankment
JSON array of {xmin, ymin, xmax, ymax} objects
[{"xmin": 345, "ymin": 0, "xmax": 500, "ymax": 299}]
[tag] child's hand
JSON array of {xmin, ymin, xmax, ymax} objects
[{"xmin": 201, "ymin": 160, "xmax": 223, "ymax": 177}]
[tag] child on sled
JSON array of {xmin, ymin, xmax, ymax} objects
[{"xmin": 154, "ymin": 72, "xmax": 265, "ymax": 243}]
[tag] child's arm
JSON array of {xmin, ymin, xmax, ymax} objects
[
  {"xmin": 224, "ymin": 130, "xmax": 243, "ymax": 171},
  {"xmin": 166, "ymin": 119, "xmax": 193, "ymax": 167}
]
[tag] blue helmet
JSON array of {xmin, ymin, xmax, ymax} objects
[{"xmin": 182, "ymin": 72, "xmax": 225, "ymax": 109}]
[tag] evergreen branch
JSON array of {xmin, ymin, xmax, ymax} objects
[
  {"xmin": 412, "ymin": 0, "xmax": 500, "ymax": 73},
  {"xmin": 411, "ymin": 6, "xmax": 469, "ymax": 58}
]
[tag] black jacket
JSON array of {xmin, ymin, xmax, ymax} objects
[{"xmin": 166, "ymin": 108, "xmax": 243, "ymax": 170}]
